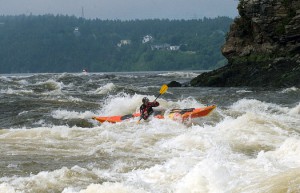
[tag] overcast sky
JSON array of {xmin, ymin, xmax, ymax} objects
[{"xmin": 0, "ymin": 0, "xmax": 239, "ymax": 20}]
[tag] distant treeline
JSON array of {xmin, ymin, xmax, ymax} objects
[{"xmin": 0, "ymin": 15, "xmax": 233, "ymax": 73}]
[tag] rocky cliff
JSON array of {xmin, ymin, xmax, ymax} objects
[{"xmin": 191, "ymin": 0, "xmax": 300, "ymax": 87}]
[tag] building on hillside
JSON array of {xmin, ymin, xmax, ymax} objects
[
  {"xmin": 151, "ymin": 44, "xmax": 170, "ymax": 50},
  {"xmin": 169, "ymin": 46, "xmax": 180, "ymax": 51},
  {"xmin": 73, "ymin": 27, "xmax": 80, "ymax": 37},
  {"xmin": 142, "ymin": 35, "xmax": 153, "ymax": 44},
  {"xmin": 117, "ymin": 40, "xmax": 131, "ymax": 47},
  {"xmin": 151, "ymin": 44, "xmax": 181, "ymax": 51}
]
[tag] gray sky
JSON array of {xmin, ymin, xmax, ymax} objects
[{"xmin": 0, "ymin": 0, "xmax": 239, "ymax": 20}]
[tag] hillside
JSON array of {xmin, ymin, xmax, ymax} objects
[{"xmin": 0, "ymin": 15, "xmax": 232, "ymax": 73}]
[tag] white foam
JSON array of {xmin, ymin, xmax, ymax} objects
[
  {"xmin": 99, "ymin": 93, "xmax": 145, "ymax": 116},
  {"xmin": 0, "ymin": 76, "xmax": 12, "ymax": 82},
  {"xmin": 261, "ymin": 137, "xmax": 300, "ymax": 167},
  {"xmin": 0, "ymin": 166, "xmax": 98, "ymax": 193},
  {"xmin": 289, "ymin": 102, "xmax": 300, "ymax": 115},
  {"xmin": 51, "ymin": 110, "xmax": 95, "ymax": 120},
  {"xmin": 232, "ymin": 99, "xmax": 298, "ymax": 117},
  {"xmin": 96, "ymin": 94, "xmax": 213, "ymax": 125},
  {"xmin": 0, "ymin": 88, "xmax": 33, "ymax": 95},
  {"xmin": 158, "ymin": 72, "xmax": 200, "ymax": 78},
  {"xmin": 18, "ymin": 111, "xmax": 29, "ymax": 116},
  {"xmin": 0, "ymin": 88, "xmax": 15, "ymax": 94},
  {"xmin": 1, "ymin": 87, "xmax": 299, "ymax": 193},
  {"xmin": 231, "ymin": 99, "xmax": 276, "ymax": 114},
  {"xmin": 67, "ymin": 96, "xmax": 83, "ymax": 102},
  {"xmin": 16, "ymin": 79, "xmax": 29, "ymax": 85},
  {"xmin": 160, "ymin": 132, "xmax": 207, "ymax": 152},
  {"xmin": 236, "ymin": 89, "xmax": 252, "ymax": 93},
  {"xmin": 281, "ymin": 87, "xmax": 299, "ymax": 93},
  {"xmin": 231, "ymin": 99, "xmax": 300, "ymax": 130},
  {"xmin": 36, "ymin": 79, "xmax": 63, "ymax": 89},
  {"xmin": 116, "ymin": 74, "xmax": 139, "ymax": 79},
  {"xmin": 175, "ymin": 156, "xmax": 231, "ymax": 193},
  {"xmin": 216, "ymin": 112, "xmax": 289, "ymax": 151},
  {"xmin": 170, "ymin": 97, "xmax": 206, "ymax": 109},
  {"xmin": 34, "ymin": 79, "xmax": 65, "ymax": 95},
  {"xmin": 95, "ymin": 83, "xmax": 116, "ymax": 94},
  {"xmin": 63, "ymin": 183, "xmax": 148, "ymax": 193},
  {"xmin": 0, "ymin": 183, "xmax": 17, "ymax": 193}
]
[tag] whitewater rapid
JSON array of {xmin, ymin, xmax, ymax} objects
[{"xmin": 0, "ymin": 72, "xmax": 299, "ymax": 193}]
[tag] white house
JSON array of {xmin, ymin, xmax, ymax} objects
[
  {"xmin": 117, "ymin": 40, "xmax": 131, "ymax": 47},
  {"xmin": 151, "ymin": 44, "xmax": 170, "ymax": 50},
  {"xmin": 151, "ymin": 44, "xmax": 181, "ymax": 51},
  {"xmin": 169, "ymin": 46, "xmax": 180, "ymax": 51},
  {"xmin": 73, "ymin": 27, "xmax": 80, "ymax": 36},
  {"xmin": 142, "ymin": 35, "xmax": 153, "ymax": 44}
]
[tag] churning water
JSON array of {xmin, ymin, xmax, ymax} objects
[{"xmin": 0, "ymin": 71, "xmax": 299, "ymax": 193}]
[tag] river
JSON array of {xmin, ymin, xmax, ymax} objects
[{"xmin": 0, "ymin": 71, "xmax": 299, "ymax": 193}]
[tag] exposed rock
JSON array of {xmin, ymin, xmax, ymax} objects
[
  {"xmin": 191, "ymin": 59, "xmax": 300, "ymax": 87},
  {"xmin": 167, "ymin": 81, "xmax": 182, "ymax": 87},
  {"xmin": 67, "ymin": 119, "xmax": 94, "ymax": 128},
  {"xmin": 191, "ymin": 0, "xmax": 300, "ymax": 87}
]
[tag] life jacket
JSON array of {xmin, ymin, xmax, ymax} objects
[{"xmin": 140, "ymin": 101, "xmax": 159, "ymax": 120}]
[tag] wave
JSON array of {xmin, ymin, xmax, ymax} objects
[
  {"xmin": 289, "ymin": 102, "xmax": 300, "ymax": 115},
  {"xmin": 67, "ymin": 96, "xmax": 83, "ymax": 102},
  {"xmin": 168, "ymin": 96, "xmax": 207, "ymax": 109},
  {"xmin": 94, "ymin": 83, "xmax": 116, "ymax": 95},
  {"xmin": 114, "ymin": 74, "xmax": 140, "ymax": 79},
  {"xmin": 0, "ymin": 166, "xmax": 148, "ymax": 193},
  {"xmin": 235, "ymin": 137, "xmax": 300, "ymax": 193},
  {"xmin": 99, "ymin": 93, "xmax": 143, "ymax": 116},
  {"xmin": 97, "ymin": 93, "xmax": 209, "ymax": 117},
  {"xmin": 230, "ymin": 99, "xmax": 300, "ymax": 132},
  {"xmin": 51, "ymin": 110, "xmax": 95, "ymax": 120},
  {"xmin": 281, "ymin": 87, "xmax": 299, "ymax": 93},
  {"xmin": 0, "ymin": 88, "xmax": 33, "ymax": 95},
  {"xmin": 66, "ymin": 183, "xmax": 147, "ymax": 193},
  {"xmin": 260, "ymin": 137, "xmax": 300, "ymax": 166},
  {"xmin": 1, "ymin": 103, "xmax": 299, "ymax": 193},
  {"xmin": 236, "ymin": 89, "xmax": 253, "ymax": 93},
  {"xmin": 35, "ymin": 79, "xmax": 64, "ymax": 90},
  {"xmin": 231, "ymin": 98, "xmax": 292, "ymax": 115},
  {"xmin": 1, "ymin": 72, "xmax": 300, "ymax": 192},
  {"xmin": 158, "ymin": 71, "xmax": 200, "ymax": 78},
  {"xmin": 0, "ymin": 166, "xmax": 100, "ymax": 193},
  {"xmin": 16, "ymin": 79, "xmax": 29, "ymax": 85},
  {"xmin": 0, "ymin": 76, "xmax": 12, "ymax": 82}
]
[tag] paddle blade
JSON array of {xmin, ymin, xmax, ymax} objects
[{"xmin": 159, "ymin": 84, "xmax": 168, "ymax": 94}]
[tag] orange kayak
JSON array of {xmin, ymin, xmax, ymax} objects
[{"xmin": 92, "ymin": 105, "xmax": 216, "ymax": 123}]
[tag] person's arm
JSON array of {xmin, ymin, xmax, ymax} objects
[
  {"xmin": 150, "ymin": 101, "xmax": 159, "ymax": 107},
  {"xmin": 140, "ymin": 105, "xmax": 148, "ymax": 120},
  {"xmin": 140, "ymin": 105, "xmax": 144, "ymax": 114}
]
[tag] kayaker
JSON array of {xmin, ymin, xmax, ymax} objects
[{"xmin": 140, "ymin": 97, "xmax": 159, "ymax": 120}]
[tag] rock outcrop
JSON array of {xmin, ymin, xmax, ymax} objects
[
  {"xmin": 191, "ymin": 0, "xmax": 300, "ymax": 87},
  {"xmin": 167, "ymin": 81, "xmax": 182, "ymax": 87}
]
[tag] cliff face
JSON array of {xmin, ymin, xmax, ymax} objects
[{"xmin": 191, "ymin": 0, "xmax": 300, "ymax": 87}]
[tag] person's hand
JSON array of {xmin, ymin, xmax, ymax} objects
[{"xmin": 142, "ymin": 112, "xmax": 148, "ymax": 119}]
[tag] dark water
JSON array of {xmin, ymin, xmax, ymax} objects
[{"xmin": 0, "ymin": 71, "xmax": 299, "ymax": 193}]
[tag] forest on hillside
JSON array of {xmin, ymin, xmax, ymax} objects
[{"xmin": 0, "ymin": 15, "xmax": 233, "ymax": 73}]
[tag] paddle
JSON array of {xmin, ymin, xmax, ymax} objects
[
  {"xmin": 154, "ymin": 84, "xmax": 168, "ymax": 102},
  {"xmin": 137, "ymin": 84, "xmax": 168, "ymax": 123}
]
